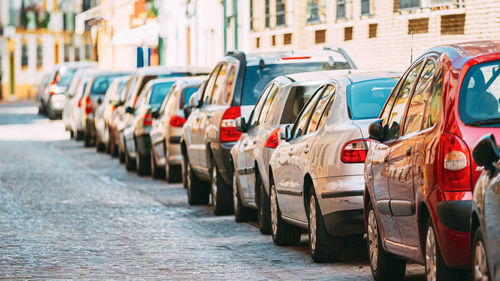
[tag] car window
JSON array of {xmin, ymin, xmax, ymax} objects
[
  {"xmin": 307, "ymin": 85, "xmax": 336, "ymax": 133},
  {"xmin": 308, "ymin": 84, "xmax": 336, "ymax": 134},
  {"xmin": 212, "ymin": 63, "xmax": 229, "ymax": 105},
  {"xmin": 55, "ymin": 68, "xmax": 77, "ymax": 86},
  {"xmin": 163, "ymin": 86, "xmax": 180, "ymax": 114},
  {"xmin": 203, "ymin": 65, "xmax": 221, "ymax": 105},
  {"xmin": 249, "ymin": 85, "xmax": 272, "ymax": 127},
  {"xmin": 292, "ymin": 87, "xmax": 323, "ymax": 139},
  {"xmin": 423, "ymin": 67, "xmax": 442, "ymax": 129},
  {"xmin": 181, "ymin": 86, "xmax": 198, "ymax": 108},
  {"xmin": 347, "ymin": 78, "xmax": 398, "ymax": 120},
  {"xmin": 403, "ymin": 59, "xmax": 436, "ymax": 135},
  {"xmin": 149, "ymin": 81, "xmax": 175, "ymax": 105},
  {"xmin": 459, "ymin": 60, "xmax": 500, "ymax": 126},
  {"xmin": 384, "ymin": 61, "xmax": 423, "ymax": 141},
  {"xmin": 160, "ymin": 84, "xmax": 178, "ymax": 113},
  {"xmin": 90, "ymin": 74, "xmax": 123, "ymax": 95},
  {"xmin": 136, "ymin": 87, "xmax": 150, "ymax": 109},
  {"xmin": 257, "ymin": 84, "xmax": 279, "ymax": 125},
  {"xmin": 279, "ymin": 84, "xmax": 320, "ymax": 124},
  {"xmin": 222, "ymin": 64, "xmax": 238, "ymax": 105}
]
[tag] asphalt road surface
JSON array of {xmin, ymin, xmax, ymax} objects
[{"xmin": 0, "ymin": 101, "xmax": 426, "ymax": 280}]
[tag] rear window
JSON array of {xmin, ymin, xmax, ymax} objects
[
  {"xmin": 183, "ymin": 86, "xmax": 198, "ymax": 106},
  {"xmin": 242, "ymin": 62, "xmax": 341, "ymax": 105},
  {"xmin": 90, "ymin": 74, "xmax": 123, "ymax": 95},
  {"xmin": 459, "ymin": 60, "xmax": 500, "ymax": 126},
  {"xmin": 346, "ymin": 78, "xmax": 398, "ymax": 120},
  {"xmin": 280, "ymin": 84, "xmax": 320, "ymax": 124},
  {"xmin": 54, "ymin": 68, "xmax": 77, "ymax": 86},
  {"xmin": 149, "ymin": 82, "xmax": 175, "ymax": 105}
]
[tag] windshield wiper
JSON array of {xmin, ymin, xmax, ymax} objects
[{"xmin": 466, "ymin": 117, "xmax": 500, "ymax": 126}]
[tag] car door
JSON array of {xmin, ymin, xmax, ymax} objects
[
  {"xmin": 275, "ymin": 86, "xmax": 324, "ymax": 221},
  {"xmin": 187, "ymin": 64, "xmax": 220, "ymax": 170},
  {"xmin": 389, "ymin": 58, "xmax": 437, "ymax": 248},
  {"xmin": 379, "ymin": 60, "xmax": 423, "ymax": 243}
]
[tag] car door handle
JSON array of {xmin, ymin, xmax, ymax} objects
[
  {"xmin": 207, "ymin": 113, "xmax": 213, "ymax": 118},
  {"xmin": 304, "ymin": 146, "xmax": 310, "ymax": 154},
  {"xmin": 243, "ymin": 142, "xmax": 248, "ymax": 147},
  {"xmin": 289, "ymin": 150, "xmax": 293, "ymax": 156},
  {"xmin": 196, "ymin": 116, "xmax": 200, "ymax": 121},
  {"xmin": 253, "ymin": 139, "xmax": 257, "ymax": 144},
  {"xmin": 406, "ymin": 146, "xmax": 412, "ymax": 156}
]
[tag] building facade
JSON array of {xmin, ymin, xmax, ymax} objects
[
  {"xmin": 249, "ymin": 0, "xmax": 500, "ymax": 70},
  {"xmin": 0, "ymin": 0, "xmax": 95, "ymax": 101}
]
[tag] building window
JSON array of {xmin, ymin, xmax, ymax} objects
[
  {"xmin": 271, "ymin": 35, "xmax": 276, "ymax": 46},
  {"xmin": 64, "ymin": 44, "xmax": 71, "ymax": 62},
  {"xmin": 315, "ymin": 29, "xmax": 326, "ymax": 44},
  {"xmin": 265, "ymin": 0, "xmax": 270, "ymax": 28},
  {"xmin": 369, "ymin": 23, "xmax": 377, "ymax": 38},
  {"xmin": 337, "ymin": 0, "xmax": 346, "ymax": 19},
  {"xmin": 255, "ymin": 37, "xmax": 261, "ymax": 48},
  {"xmin": 85, "ymin": 44, "xmax": 92, "ymax": 60},
  {"xmin": 276, "ymin": 0, "xmax": 286, "ymax": 26},
  {"xmin": 36, "ymin": 43, "xmax": 43, "ymax": 68},
  {"xmin": 75, "ymin": 47, "xmax": 80, "ymax": 61},
  {"xmin": 21, "ymin": 42, "xmax": 29, "ymax": 68},
  {"xmin": 399, "ymin": 0, "xmax": 420, "ymax": 10},
  {"xmin": 361, "ymin": 0, "xmax": 370, "ymax": 15},
  {"xmin": 250, "ymin": 0, "xmax": 254, "ymax": 30},
  {"xmin": 344, "ymin": 27, "xmax": 353, "ymax": 41},
  {"xmin": 306, "ymin": 0, "xmax": 325, "ymax": 24},
  {"xmin": 283, "ymin": 33, "xmax": 292, "ymax": 45},
  {"xmin": 430, "ymin": 0, "xmax": 457, "ymax": 7},
  {"xmin": 408, "ymin": 18, "xmax": 429, "ymax": 34},
  {"xmin": 441, "ymin": 14, "xmax": 465, "ymax": 34}
]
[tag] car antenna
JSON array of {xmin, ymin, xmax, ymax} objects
[{"xmin": 410, "ymin": 28, "xmax": 414, "ymax": 64}]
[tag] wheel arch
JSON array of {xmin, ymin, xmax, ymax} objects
[{"xmin": 303, "ymin": 174, "xmax": 314, "ymax": 215}]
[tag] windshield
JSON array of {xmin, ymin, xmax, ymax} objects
[
  {"xmin": 346, "ymin": 78, "xmax": 398, "ymax": 120},
  {"xmin": 280, "ymin": 84, "xmax": 320, "ymax": 124},
  {"xmin": 459, "ymin": 60, "xmax": 500, "ymax": 126},
  {"xmin": 183, "ymin": 86, "xmax": 198, "ymax": 106},
  {"xmin": 55, "ymin": 68, "xmax": 77, "ymax": 87},
  {"xmin": 242, "ymin": 62, "xmax": 344, "ymax": 105},
  {"xmin": 150, "ymin": 82, "xmax": 175, "ymax": 105},
  {"xmin": 90, "ymin": 74, "xmax": 124, "ymax": 95}
]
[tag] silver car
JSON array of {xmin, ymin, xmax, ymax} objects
[
  {"xmin": 150, "ymin": 77, "xmax": 206, "ymax": 181},
  {"xmin": 268, "ymin": 71, "xmax": 400, "ymax": 262},
  {"xmin": 231, "ymin": 70, "xmax": 351, "ymax": 234}
]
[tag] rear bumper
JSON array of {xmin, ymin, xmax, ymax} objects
[
  {"xmin": 323, "ymin": 209, "xmax": 365, "ymax": 237},
  {"xmin": 211, "ymin": 141, "xmax": 235, "ymax": 186},
  {"xmin": 49, "ymin": 95, "xmax": 66, "ymax": 111}
]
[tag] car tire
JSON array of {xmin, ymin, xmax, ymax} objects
[
  {"xmin": 270, "ymin": 181, "xmax": 301, "ymax": 246},
  {"xmin": 181, "ymin": 151, "xmax": 189, "ymax": 189},
  {"xmin": 472, "ymin": 225, "xmax": 490, "ymax": 281},
  {"xmin": 136, "ymin": 152, "xmax": 151, "ymax": 176},
  {"xmin": 75, "ymin": 130, "xmax": 84, "ymax": 141},
  {"xmin": 150, "ymin": 148, "xmax": 165, "ymax": 179},
  {"xmin": 47, "ymin": 104, "xmax": 57, "ymax": 120},
  {"xmin": 210, "ymin": 160, "xmax": 233, "ymax": 216},
  {"xmin": 257, "ymin": 174, "xmax": 271, "ymax": 235},
  {"xmin": 233, "ymin": 173, "xmax": 255, "ymax": 222},
  {"xmin": 124, "ymin": 143, "xmax": 136, "ymax": 171},
  {"xmin": 70, "ymin": 129, "xmax": 74, "ymax": 139},
  {"xmin": 83, "ymin": 129, "xmax": 93, "ymax": 147},
  {"xmin": 425, "ymin": 219, "xmax": 468, "ymax": 281},
  {"xmin": 165, "ymin": 162, "xmax": 180, "ymax": 183},
  {"xmin": 119, "ymin": 145, "xmax": 125, "ymax": 163},
  {"xmin": 185, "ymin": 158, "xmax": 209, "ymax": 205},
  {"xmin": 308, "ymin": 188, "xmax": 341, "ymax": 262},
  {"xmin": 367, "ymin": 200, "xmax": 406, "ymax": 281}
]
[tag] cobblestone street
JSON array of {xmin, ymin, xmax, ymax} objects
[{"xmin": 0, "ymin": 101, "xmax": 426, "ymax": 280}]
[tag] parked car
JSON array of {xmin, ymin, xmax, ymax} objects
[
  {"xmin": 66, "ymin": 69, "xmax": 98, "ymax": 140},
  {"xmin": 94, "ymin": 76, "xmax": 129, "ymax": 152},
  {"xmin": 109, "ymin": 76, "xmax": 133, "ymax": 157},
  {"xmin": 123, "ymin": 78, "xmax": 179, "ymax": 175},
  {"xmin": 41, "ymin": 62, "xmax": 96, "ymax": 119},
  {"xmin": 150, "ymin": 77, "xmax": 206, "ymax": 181},
  {"xmin": 113, "ymin": 66, "xmax": 209, "ymax": 166},
  {"xmin": 181, "ymin": 49, "xmax": 356, "ymax": 215},
  {"xmin": 81, "ymin": 71, "xmax": 131, "ymax": 147},
  {"xmin": 230, "ymin": 70, "xmax": 350, "ymax": 233},
  {"xmin": 471, "ymin": 134, "xmax": 500, "ymax": 281},
  {"xmin": 268, "ymin": 71, "xmax": 399, "ymax": 262},
  {"xmin": 364, "ymin": 41, "xmax": 500, "ymax": 281},
  {"xmin": 36, "ymin": 73, "xmax": 51, "ymax": 115}
]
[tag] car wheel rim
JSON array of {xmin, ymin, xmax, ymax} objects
[
  {"xmin": 368, "ymin": 209, "xmax": 378, "ymax": 271},
  {"xmin": 233, "ymin": 175, "xmax": 238, "ymax": 214},
  {"xmin": 474, "ymin": 240, "xmax": 489, "ymax": 281},
  {"xmin": 426, "ymin": 226, "xmax": 437, "ymax": 281},
  {"xmin": 270, "ymin": 184, "xmax": 278, "ymax": 236},
  {"xmin": 211, "ymin": 167, "xmax": 217, "ymax": 208},
  {"xmin": 309, "ymin": 195, "xmax": 317, "ymax": 252}
]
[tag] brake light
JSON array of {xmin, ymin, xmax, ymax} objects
[
  {"xmin": 169, "ymin": 116, "xmax": 186, "ymax": 128},
  {"xmin": 341, "ymin": 139, "xmax": 369, "ymax": 163},
  {"xmin": 220, "ymin": 106, "xmax": 241, "ymax": 142},
  {"xmin": 281, "ymin": 56, "xmax": 311, "ymax": 60},
  {"xmin": 78, "ymin": 97, "xmax": 82, "ymax": 107},
  {"xmin": 264, "ymin": 128, "xmax": 281, "ymax": 149},
  {"xmin": 437, "ymin": 133, "xmax": 471, "ymax": 191},
  {"xmin": 50, "ymin": 90, "xmax": 56, "ymax": 95},
  {"xmin": 143, "ymin": 113, "xmax": 153, "ymax": 127},
  {"xmin": 85, "ymin": 97, "xmax": 92, "ymax": 115},
  {"xmin": 50, "ymin": 80, "xmax": 56, "ymax": 86}
]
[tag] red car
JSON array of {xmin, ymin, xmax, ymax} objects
[{"xmin": 364, "ymin": 41, "xmax": 500, "ymax": 281}]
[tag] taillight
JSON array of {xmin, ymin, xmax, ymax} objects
[
  {"xmin": 437, "ymin": 133, "xmax": 471, "ymax": 191},
  {"xmin": 85, "ymin": 97, "xmax": 92, "ymax": 115},
  {"xmin": 143, "ymin": 113, "xmax": 153, "ymax": 127},
  {"xmin": 50, "ymin": 91, "xmax": 56, "ymax": 95},
  {"xmin": 77, "ymin": 97, "xmax": 82, "ymax": 107},
  {"xmin": 341, "ymin": 139, "xmax": 369, "ymax": 163},
  {"xmin": 169, "ymin": 116, "xmax": 186, "ymax": 128},
  {"xmin": 220, "ymin": 106, "xmax": 241, "ymax": 142},
  {"xmin": 264, "ymin": 128, "xmax": 281, "ymax": 149}
]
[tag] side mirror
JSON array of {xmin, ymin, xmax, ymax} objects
[
  {"xmin": 473, "ymin": 134, "xmax": 500, "ymax": 174},
  {"xmin": 125, "ymin": 106, "xmax": 135, "ymax": 114},
  {"xmin": 97, "ymin": 97, "xmax": 103, "ymax": 104},
  {"xmin": 279, "ymin": 124, "xmax": 292, "ymax": 141},
  {"xmin": 188, "ymin": 92, "xmax": 199, "ymax": 108},
  {"xmin": 151, "ymin": 110, "xmax": 160, "ymax": 119},
  {"xmin": 369, "ymin": 119, "xmax": 384, "ymax": 141},
  {"xmin": 235, "ymin": 117, "xmax": 248, "ymax": 132}
]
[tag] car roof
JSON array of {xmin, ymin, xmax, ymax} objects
[
  {"xmin": 87, "ymin": 71, "xmax": 131, "ymax": 79},
  {"xmin": 134, "ymin": 66, "xmax": 211, "ymax": 76},
  {"xmin": 448, "ymin": 40, "xmax": 500, "ymax": 58},
  {"xmin": 54, "ymin": 61, "xmax": 97, "ymax": 70},
  {"xmin": 229, "ymin": 49, "xmax": 351, "ymax": 67}
]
